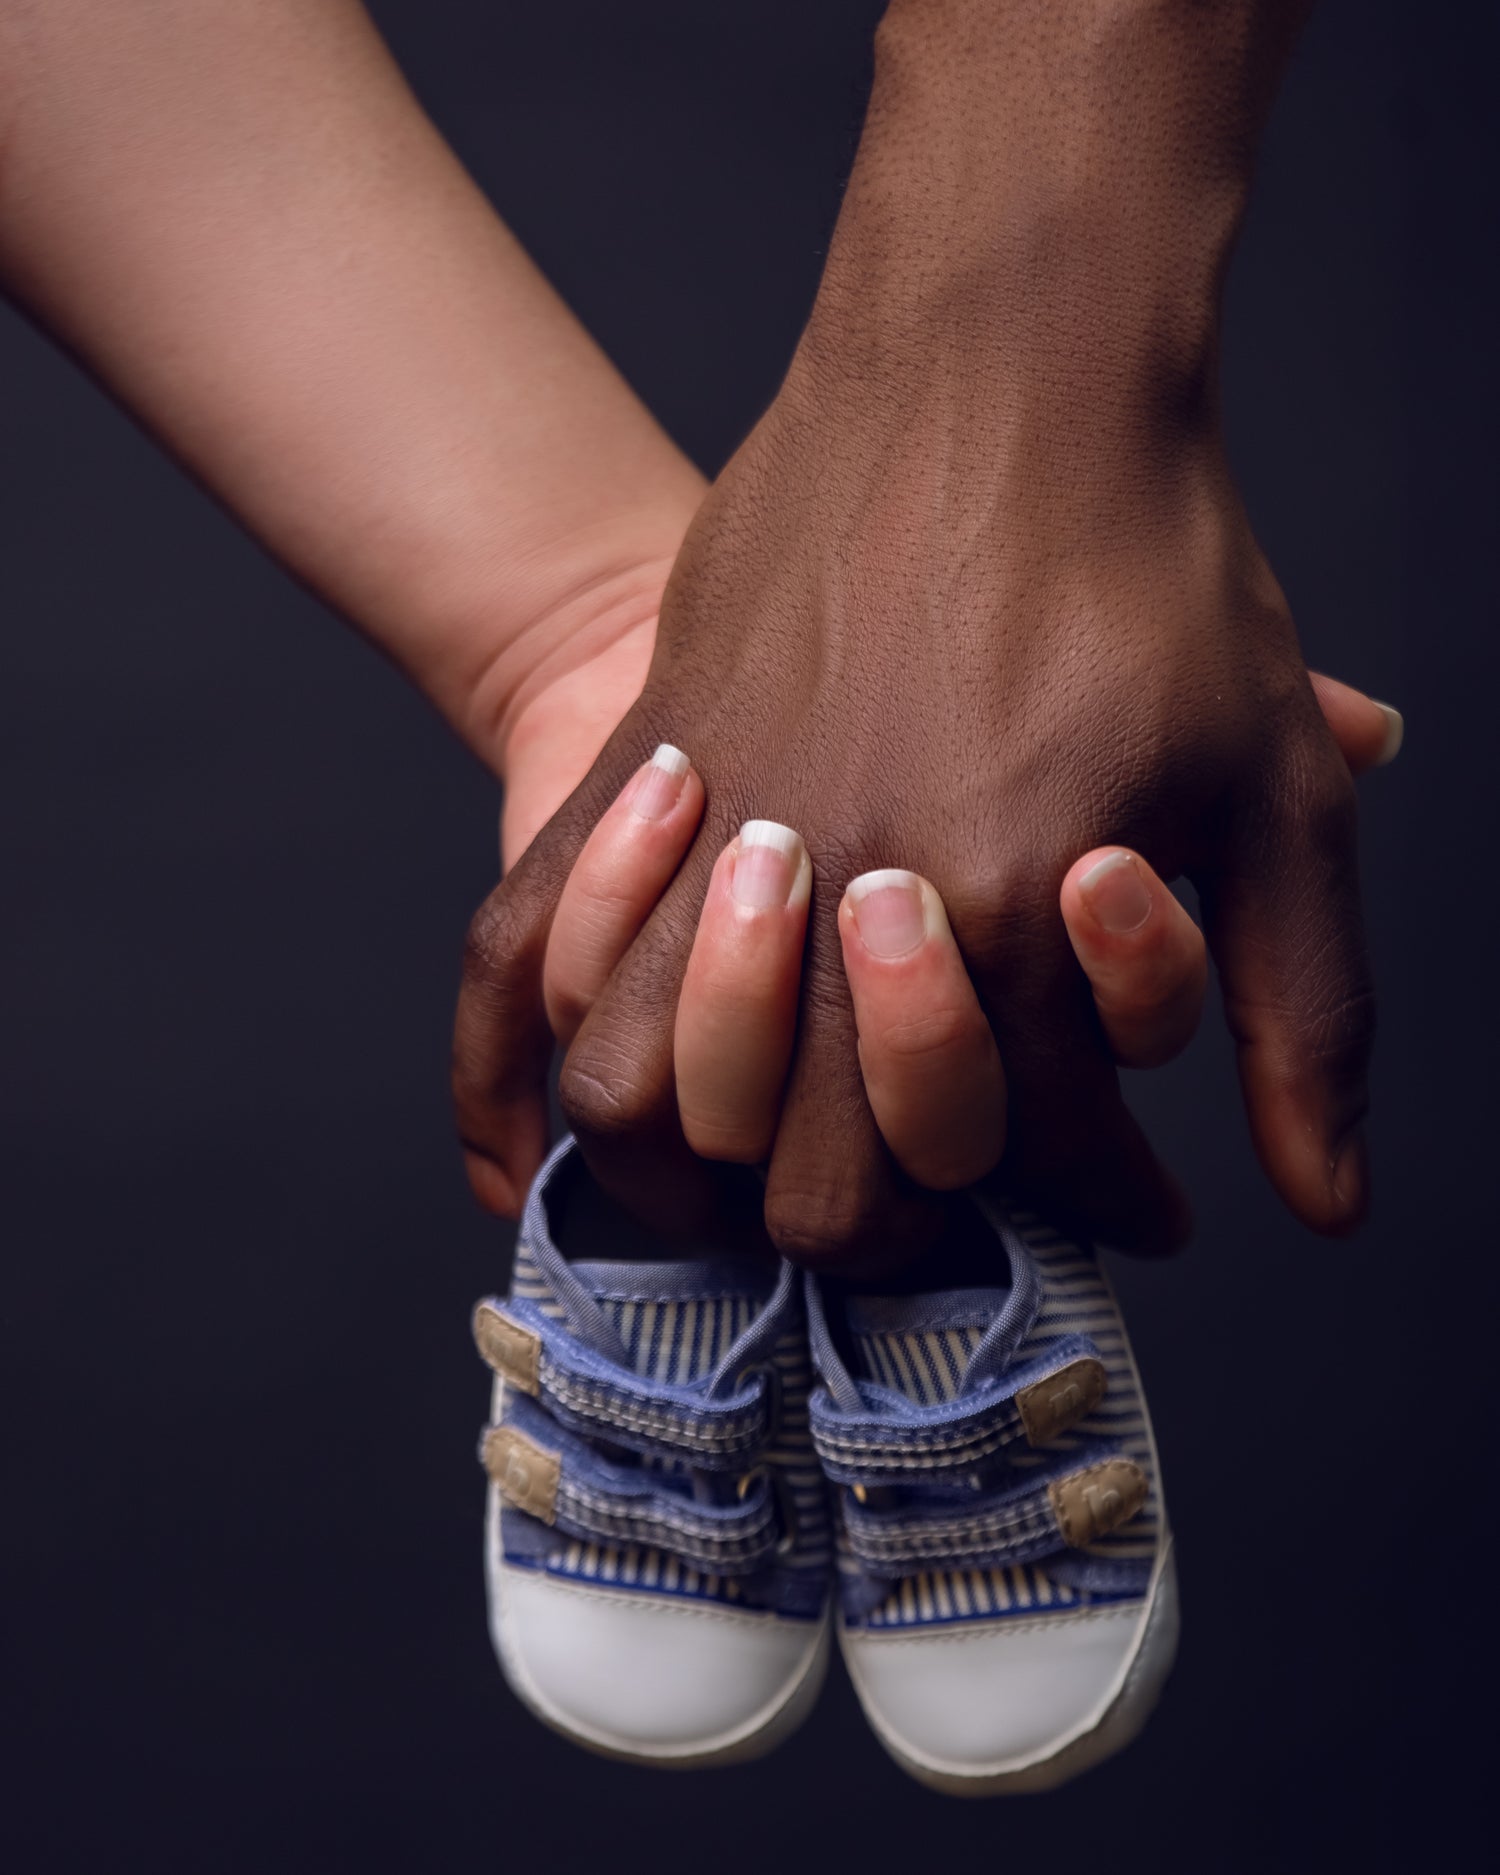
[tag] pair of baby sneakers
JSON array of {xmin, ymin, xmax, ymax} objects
[{"xmin": 472, "ymin": 1138, "xmax": 1178, "ymax": 1794}]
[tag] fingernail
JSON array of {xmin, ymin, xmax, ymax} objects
[
  {"xmin": 732, "ymin": 820, "xmax": 808, "ymax": 909},
  {"xmin": 1078, "ymin": 851, "xmax": 1153, "ymax": 935},
  {"xmin": 626, "ymin": 744, "xmax": 690, "ymax": 821},
  {"xmin": 1372, "ymin": 702, "xmax": 1404, "ymax": 767},
  {"xmin": 845, "ymin": 868, "xmax": 930, "ymax": 959}
]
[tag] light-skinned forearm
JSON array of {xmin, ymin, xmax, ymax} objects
[{"xmin": 0, "ymin": 0, "xmax": 703, "ymax": 772}]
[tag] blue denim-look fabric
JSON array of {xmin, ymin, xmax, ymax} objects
[
  {"xmin": 809, "ymin": 1330, "xmax": 1104, "ymax": 1483},
  {"xmin": 477, "ymin": 1293, "xmax": 778, "ymax": 1467},
  {"xmin": 475, "ymin": 1136, "xmax": 830, "ymax": 1621},
  {"xmin": 806, "ymin": 1199, "xmax": 1161, "ymax": 1628}
]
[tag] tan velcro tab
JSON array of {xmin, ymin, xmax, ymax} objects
[
  {"xmin": 472, "ymin": 1304, "xmax": 541, "ymax": 1395},
  {"xmin": 1048, "ymin": 1459, "xmax": 1149, "ymax": 1548},
  {"xmin": 482, "ymin": 1426, "xmax": 560, "ymax": 1524},
  {"xmin": 1016, "ymin": 1356, "xmax": 1108, "ymax": 1446}
]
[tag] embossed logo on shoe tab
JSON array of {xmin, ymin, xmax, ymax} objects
[
  {"xmin": 472, "ymin": 1304, "xmax": 542, "ymax": 1395},
  {"xmin": 483, "ymin": 1426, "xmax": 560, "ymax": 1523},
  {"xmin": 1048, "ymin": 1458, "xmax": 1148, "ymax": 1547},
  {"xmin": 1016, "ymin": 1356, "xmax": 1107, "ymax": 1445}
]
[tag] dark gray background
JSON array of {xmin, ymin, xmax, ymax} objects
[{"xmin": 3, "ymin": 2, "xmax": 1491, "ymax": 1868}]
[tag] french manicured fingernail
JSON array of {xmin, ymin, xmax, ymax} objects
[
  {"xmin": 1372, "ymin": 702, "xmax": 1404, "ymax": 767},
  {"xmin": 845, "ymin": 868, "xmax": 929, "ymax": 959},
  {"xmin": 732, "ymin": 820, "xmax": 808, "ymax": 910},
  {"xmin": 1079, "ymin": 851, "xmax": 1153, "ymax": 935},
  {"xmin": 626, "ymin": 744, "xmax": 690, "ymax": 821}
]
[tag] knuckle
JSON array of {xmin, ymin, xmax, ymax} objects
[
  {"xmin": 1261, "ymin": 741, "xmax": 1359, "ymax": 856},
  {"xmin": 558, "ymin": 1045, "xmax": 661, "ymax": 1145},
  {"xmin": 680, "ymin": 1111, "xmax": 771, "ymax": 1165},
  {"xmin": 764, "ymin": 1188, "xmax": 886, "ymax": 1270},
  {"xmin": 1301, "ymin": 981, "xmax": 1378, "ymax": 1076},
  {"xmin": 871, "ymin": 1000, "xmax": 986, "ymax": 1067},
  {"xmin": 805, "ymin": 821, "xmax": 898, "ymax": 894},
  {"xmin": 941, "ymin": 868, "xmax": 1039, "ymax": 956},
  {"xmin": 1225, "ymin": 978, "xmax": 1377, "ymax": 1094},
  {"xmin": 569, "ymin": 873, "xmax": 652, "ymax": 927},
  {"xmin": 462, "ymin": 885, "xmax": 530, "ymax": 989},
  {"xmin": 682, "ymin": 966, "xmax": 783, "ymax": 1030}
]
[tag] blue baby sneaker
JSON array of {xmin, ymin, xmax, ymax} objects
[
  {"xmin": 472, "ymin": 1138, "xmax": 831, "ymax": 1766},
  {"xmin": 807, "ymin": 1197, "xmax": 1178, "ymax": 1794}
]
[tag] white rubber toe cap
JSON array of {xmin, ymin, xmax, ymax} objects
[
  {"xmin": 843, "ymin": 1550, "xmax": 1179, "ymax": 1792},
  {"xmin": 494, "ymin": 1563, "xmax": 827, "ymax": 1763}
]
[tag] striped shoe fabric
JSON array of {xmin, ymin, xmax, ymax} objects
[
  {"xmin": 473, "ymin": 1137, "xmax": 831, "ymax": 1766},
  {"xmin": 806, "ymin": 1197, "xmax": 1179, "ymax": 1793}
]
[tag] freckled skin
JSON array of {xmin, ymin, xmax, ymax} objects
[{"xmin": 455, "ymin": 1, "xmax": 1374, "ymax": 1270}]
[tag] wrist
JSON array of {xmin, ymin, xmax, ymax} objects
[
  {"xmin": 799, "ymin": 0, "xmax": 1307, "ymax": 421},
  {"xmin": 468, "ymin": 531, "xmax": 679, "ymax": 775},
  {"xmin": 395, "ymin": 509, "xmax": 689, "ymax": 780}
]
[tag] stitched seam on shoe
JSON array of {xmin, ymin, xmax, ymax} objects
[
  {"xmin": 540, "ymin": 1356, "xmax": 764, "ymax": 1452},
  {"xmin": 520, "ymin": 1569, "xmax": 817, "ymax": 1631},
  {"xmin": 845, "ymin": 1604, "xmax": 1141, "ymax": 1648},
  {"xmin": 814, "ymin": 1417, "xmax": 1025, "ymax": 1473},
  {"xmin": 556, "ymin": 1484, "xmax": 776, "ymax": 1563}
]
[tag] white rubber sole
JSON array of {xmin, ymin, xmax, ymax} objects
[
  {"xmin": 843, "ymin": 1539, "xmax": 1180, "ymax": 1796},
  {"xmin": 845, "ymin": 1242, "xmax": 1179, "ymax": 1796},
  {"xmin": 484, "ymin": 1464, "xmax": 831, "ymax": 1769}
]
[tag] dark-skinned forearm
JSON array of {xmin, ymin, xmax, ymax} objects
[{"xmin": 797, "ymin": 0, "xmax": 1313, "ymax": 438}]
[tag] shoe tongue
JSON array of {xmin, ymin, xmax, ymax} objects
[
  {"xmin": 844, "ymin": 1288, "xmax": 1012, "ymax": 1406},
  {"xmin": 534, "ymin": 1150, "xmax": 776, "ymax": 1382},
  {"xmin": 569, "ymin": 1257, "xmax": 777, "ymax": 1386},
  {"xmin": 833, "ymin": 1195, "xmax": 1028, "ymax": 1403}
]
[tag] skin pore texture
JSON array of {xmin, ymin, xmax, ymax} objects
[
  {"xmin": 0, "ymin": 2, "xmax": 1392, "ymax": 1277},
  {"xmin": 456, "ymin": 0, "xmax": 1380, "ymax": 1268}
]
